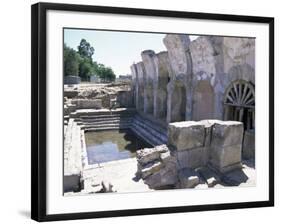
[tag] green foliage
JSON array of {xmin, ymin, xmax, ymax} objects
[
  {"xmin": 63, "ymin": 44, "xmax": 79, "ymax": 76},
  {"xmin": 97, "ymin": 64, "xmax": 115, "ymax": 82},
  {"xmin": 78, "ymin": 39, "xmax": 95, "ymax": 59},
  {"xmin": 64, "ymin": 39, "xmax": 116, "ymax": 82}
]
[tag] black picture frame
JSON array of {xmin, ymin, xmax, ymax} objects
[{"xmin": 31, "ymin": 2, "xmax": 274, "ymax": 222}]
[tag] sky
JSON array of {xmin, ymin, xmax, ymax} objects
[{"xmin": 64, "ymin": 29, "xmax": 197, "ymax": 76}]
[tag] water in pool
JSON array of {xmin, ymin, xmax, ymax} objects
[{"xmin": 85, "ymin": 129, "xmax": 152, "ymax": 164}]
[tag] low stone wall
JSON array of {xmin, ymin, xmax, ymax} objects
[
  {"xmin": 136, "ymin": 120, "xmax": 245, "ymax": 189},
  {"xmin": 169, "ymin": 120, "xmax": 244, "ymax": 173},
  {"xmin": 71, "ymin": 99, "xmax": 103, "ymax": 110},
  {"xmin": 64, "ymin": 119, "xmax": 83, "ymax": 192},
  {"xmin": 64, "ymin": 75, "xmax": 81, "ymax": 84}
]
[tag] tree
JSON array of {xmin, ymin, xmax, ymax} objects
[
  {"xmin": 79, "ymin": 57, "xmax": 95, "ymax": 81},
  {"xmin": 63, "ymin": 44, "xmax": 79, "ymax": 76},
  {"xmin": 78, "ymin": 39, "xmax": 95, "ymax": 59},
  {"xmin": 96, "ymin": 64, "xmax": 116, "ymax": 82}
]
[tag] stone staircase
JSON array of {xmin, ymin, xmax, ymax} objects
[
  {"xmin": 70, "ymin": 108, "xmax": 136, "ymax": 131},
  {"xmin": 131, "ymin": 114, "xmax": 168, "ymax": 146},
  {"xmin": 68, "ymin": 108, "xmax": 168, "ymax": 146}
]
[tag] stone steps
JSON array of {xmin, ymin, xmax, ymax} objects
[
  {"xmin": 131, "ymin": 115, "xmax": 168, "ymax": 146},
  {"xmin": 85, "ymin": 125, "xmax": 130, "ymax": 131},
  {"xmin": 82, "ymin": 119, "xmax": 132, "ymax": 126},
  {"xmin": 70, "ymin": 108, "xmax": 136, "ymax": 118},
  {"xmin": 83, "ymin": 121, "xmax": 131, "ymax": 128},
  {"xmin": 79, "ymin": 115, "xmax": 132, "ymax": 121}
]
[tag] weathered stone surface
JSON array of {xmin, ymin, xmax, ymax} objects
[
  {"xmin": 189, "ymin": 37, "xmax": 216, "ymax": 80},
  {"xmin": 168, "ymin": 121, "xmax": 205, "ymax": 150},
  {"xmin": 209, "ymin": 144, "xmax": 242, "ymax": 173},
  {"xmin": 211, "ymin": 121, "xmax": 244, "ymax": 147},
  {"xmin": 178, "ymin": 168, "xmax": 200, "ymax": 188},
  {"xmin": 71, "ymin": 99, "xmax": 102, "ymax": 109},
  {"xmin": 242, "ymin": 130, "xmax": 255, "ymax": 159},
  {"xmin": 163, "ymin": 34, "xmax": 191, "ymax": 77},
  {"xmin": 141, "ymin": 161, "xmax": 163, "ymax": 179},
  {"xmin": 141, "ymin": 50, "xmax": 155, "ymax": 114},
  {"xmin": 136, "ymin": 145, "xmax": 178, "ymax": 189},
  {"xmin": 64, "ymin": 119, "xmax": 83, "ymax": 192},
  {"xmin": 144, "ymin": 167, "xmax": 178, "ymax": 189},
  {"xmin": 136, "ymin": 145, "xmax": 169, "ymax": 165},
  {"xmin": 176, "ymin": 147, "xmax": 208, "ymax": 169},
  {"xmin": 153, "ymin": 51, "xmax": 169, "ymax": 120}
]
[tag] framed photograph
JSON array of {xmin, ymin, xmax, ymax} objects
[{"xmin": 31, "ymin": 2, "xmax": 274, "ymax": 222}]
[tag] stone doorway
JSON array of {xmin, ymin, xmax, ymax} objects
[{"xmin": 224, "ymin": 80, "xmax": 255, "ymax": 130}]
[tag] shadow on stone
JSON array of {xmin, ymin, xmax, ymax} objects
[{"xmin": 221, "ymin": 169, "xmax": 249, "ymax": 186}]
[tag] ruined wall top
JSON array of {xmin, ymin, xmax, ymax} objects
[
  {"xmin": 163, "ymin": 34, "xmax": 192, "ymax": 81},
  {"xmin": 153, "ymin": 51, "xmax": 170, "ymax": 82},
  {"xmin": 141, "ymin": 50, "xmax": 156, "ymax": 83},
  {"xmin": 135, "ymin": 62, "xmax": 146, "ymax": 85},
  {"xmin": 189, "ymin": 36, "xmax": 216, "ymax": 86}
]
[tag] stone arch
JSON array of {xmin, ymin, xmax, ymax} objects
[
  {"xmin": 170, "ymin": 81, "xmax": 186, "ymax": 122},
  {"xmin": 224, "ymin": 79, "xmax": 255, "ymax": 130},
  {"xmin": 193, "ymin": 80, "xmax": 215, "ymax": 121}
]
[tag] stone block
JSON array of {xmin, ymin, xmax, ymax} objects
[
  {"xmin": 144, "ymin": 166, "xmax": 178, "ymax": 189},
  {"xmin": 242, "ymin": 130, "xmax": 255, "ymax": 160},
  {"xmin": 176, "ymin": 147, "xmax": 208, "ymax": 169},
  {"xmin": 178, "ymin": 168, "xmax": 200, "ymax": 188},
  {"xmin": 211, "ymin": 121, "xmax": 244, "ymax": 147},
  {"xmin": 168, "ymin": 121, "xmax": 205, "ymax": 150},
  {"xmin": 140, "ymin": 161, "xmax": 163, "ymax": 179},
  {"xmin": 209, "ymin": 144, "xmax": 242, "ymax": 173},
  {"xmin": 136, "ymin": 145, "xmax": 169, "ymax": 165}
]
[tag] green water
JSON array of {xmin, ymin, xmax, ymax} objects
[{"xmin": 85, "ymin": 129, "xmax": 152, "ymax": 164}]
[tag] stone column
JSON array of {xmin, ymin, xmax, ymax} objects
[
  {"xmin": 141, "ymin": 50, "xmax": 156, "ymax": 115},
  {"xmin": 209, "ymin": 121, "xmax": 244, "ymax": 173},
  {"xmin": 163, "ymin": 34, "xmax": 193, "ymax": 122},
  {"xmin": 130, "ymin": 64, "xmax": 138, "ymax": 109},
  {"xmin": 135, "ymin": 62, "xmax": 145, "ymax": 112},
  {"xmin": 153, "ymin": 51, "xmax": 169, "ymax": 121}
]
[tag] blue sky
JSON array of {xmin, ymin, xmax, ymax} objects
[{"xmin": 64, "ymin": 29, "xmax": 196, "ymax": 76}]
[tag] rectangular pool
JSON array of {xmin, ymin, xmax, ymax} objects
[{"xmin": 85, "ymin": 129, "xmax": 152, "ymax": 164}]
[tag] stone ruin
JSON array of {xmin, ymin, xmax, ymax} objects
[
  {"xmin": 136, "ymin": 120, "xmax": 245, "ymax": 189},
  {"xmin": 131, "ymin": 34, "xmax": 255, "ymax": 160},
  {"xmin": 63, "ymin": 33, "xmax": 256, "ymax": 194}
]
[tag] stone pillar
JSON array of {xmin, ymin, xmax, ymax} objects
[
  {"xmin": 209, "ymin": 121, "xmax": 244, "ymax": 173},
  {"xmin": 168, "ymin": 121, "xmax": 207, "ymax": 169},
  {"xmin": 153, "ymin": 51, "xmax": 169, "ymax": 120},
  {"xmin": 141, "ymin": 50, "xmax": 156, "ymax": 115},
  {"xmin": 135, "ymin": 62, "xmax": 145, "ymax": 112},
  {"xmin": 130, "ymin": 64, "xmax": 138, "ymax": 108},
  {"xmin": 163, "ymin": 34, "xmax": 193, "ymax": 122}
]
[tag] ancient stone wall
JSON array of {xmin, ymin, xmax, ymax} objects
[
  {"xmin": 131, "ymin": 34, "xmax": 255, "ymax": 123},
  {"xmin": 131, "ymin": 34, "xmax": 255, "ymax": 157}
]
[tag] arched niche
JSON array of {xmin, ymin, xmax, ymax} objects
[
  {"xmin": 153, "ymin": 51, "xmax": 170, "ymax": 120},
  {"xmin": 224, "ymin": 79, "xmax": 255, "ymax": 130},
  {"xmin": 193, "ymin": 80, "xmax": 215, "ymax": 121},
  {"xmin": 170, "ymin": 81, "xmax": 186, "ymax": 122}
]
